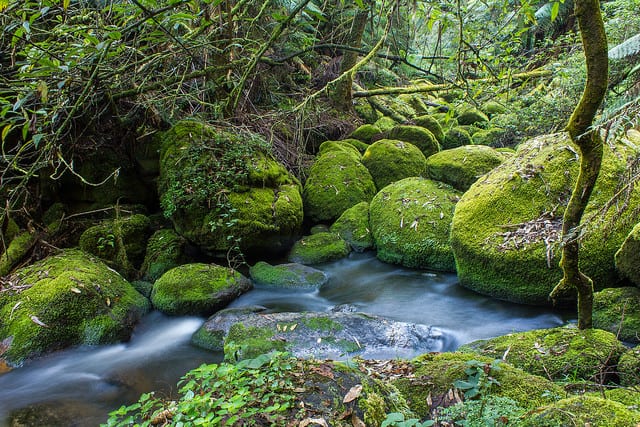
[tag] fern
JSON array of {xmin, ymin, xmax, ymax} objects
[
  {"xmin": 533, "ymin": 0, "xmax": 574, "ymax": 36},
  {"xmin": 608, "ymin": 32, "xmax": 640, "ymax": 60}
]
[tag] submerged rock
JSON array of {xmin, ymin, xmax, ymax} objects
[
  {"xmin": 151, "ymin": 263, "xmax": 251, "ymax": 316},
  {"xmin": 249, "ymin": 261, "xmax": 328, "ymax": 289},
  {"xmin": 361, "ymin": 139, "xmax": 427, "ymax": 190},
  {"xmin": 369, "ymin": 177, "xmax": 461, "ymax": 271},
  {"xmin": 593, "ymin": 287, "xmax": 640, "ymax": 344},
  {"xmin": 0, "ymin": 249, "xmax": 150, "ymax": 366},
  {"xmin": 287, "ymin": 232, "xmax": 351, "ymax": 265},
  {"xmin": 192, "ymin": 308, "xmax": 450, "ymax": 360},
  {"xmin": 425, "ymin": 145, "xmax": 505, "ymax": 191}
]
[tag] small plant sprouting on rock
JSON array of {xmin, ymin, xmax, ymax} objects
[{"xmin": 453, "ymin": 359, "xmax": 502, "ymax": 399}]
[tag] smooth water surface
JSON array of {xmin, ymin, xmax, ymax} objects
[{"xmin": 0, "ymin": 252, "xmax": 572, "ymax": 425}]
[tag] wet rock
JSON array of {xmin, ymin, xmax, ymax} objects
[
  {"xmin": 287, "ymin": 232, "xmax": 351, "ymax": 265},
  {"xmin": 249, "ymin": 261, "xmax": 328, "ymax": 289},
  {"xmin": 330, "ymin": 201, "xmax": 373, "ymax": 252}
]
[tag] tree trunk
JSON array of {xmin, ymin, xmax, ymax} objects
[{"xmin": 549, "ymin": 0, "xmax": 608, "ymax": 329}]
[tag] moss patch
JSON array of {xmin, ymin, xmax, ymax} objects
[
  {"xmin": 330, "ymin": 201, "xmax": 373, "ymax": 252},
  {"xmin": 593, "ymin": 287, "xmax": 640, "ymax": 343},
  {"xmin": 361, "ymin": 139, "xmax": 427, "ymax": 190},
  {"xmin": 413, "ymin": 115, "xmax": 445, "ymax": 143},
  {"xmin": 317, "ymin": 140, "xmax": 362, "ymax": 160},
  {"xmin": 140, "ymin": 228, "xmax": 188, "ymax": 282},
  {"xmin": 384, "ymin": 125, "xmax": 440, "ymax": 158},
  {"xmin": 615, "ymin": 222, "xmax": 640, "ymax": 286},
  {"xmin": 369, "ymin": 177, "xmax": 461, "ymax": 271},
  {"xmin": 519, "ymin": 395, "xmax": 640, "ymax": 426},
  {"xmin": 249, "ymin": 261, "xmax": 327, "ymax": 289},
  {"xmin": 425, "ymin": 145, "xmax": 505, "ymax": 191},
  {"xmin": 287, "ymin": 232, "xmax": 351, "ymax": 265},
  {"xmin": 618, "ymin": 345, "xmax": 640, "ymax": 387},
  {"xmin": 442, "ymin": 127, "xmax": 472, "ymax": 149},
  {"xmin": 0, "ymin": 231, "xmax": 36, "ymax": 276},
  {"xmin": 349, "ymin": 124, "xmax": 381, "ymax": 143}
]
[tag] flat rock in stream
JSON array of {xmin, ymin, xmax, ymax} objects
[{"xmin": 191, "ymin": 307, "xmax": 450, "ymax": 360}]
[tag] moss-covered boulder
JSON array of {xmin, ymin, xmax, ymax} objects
[
  {"xmin": 79, "ymin": 214, "xmax": 151, "ymax": 278},
  {"xmin": 140, "ymin": 229, "xmax": 188, "ymax": 282},
  {"xmin": 619, "ymin": 345, "xmax": 640, "ymax": 386},
  {"xmin": 0, "ymin": 231, "xmax": 36, "ymax": 276},
  {"xmin": 303, "ymin": 151, "xmax": 376, "ymax": 223},
  {"xmin": 480, "ymin": 100, "xmax": 507, "ymax": 117},
  {"xmin": 349, "ymin": 124, "xmax": 381, "ymax": 143},
  {"xmin": 361, "ymin": 139, "xmax": 427, "ymax": 190},
  {"xmin": 150, "ymin": 263, "xmax": 251, "ymax": 316},
  {"xmin": 373, "ymin": 116, "xmax": 397, "ymax": 132},
  {"xmin": 451, "ymin": 133, "xmax": 640, "ymax": 305},
  {"xmin": 249, "ymin": 261, "xmax": 328, "ymax": 289},
  {"xmin": 384, "ymin": 125, "xmax": 440, "ymax": 158},
  {"xmin": 158, "ymin": 120, "xmax": 303, "ymax": 255},
  {"xmin": 330, "ymin": 201, "xmax": 373, "ymax": 252},
  {"xmin": 413, "ymin": 115, "xmax": 445, "ymax": 143},
  {"xmin": 287, "ymin": 232, "xmax": 351, "ymax": 265},
  {"xmin": 369, "ymin": 177, "xmax": 461, "ymax": 271},
  {"xmin": 471, "ymin": 128, "xmax": 507, "ymax": 147},
  {"xmin": 593, "ymin": 287, "xmax": 640, "ymax": 343},
  {"xmin": 456, "ymin": 107, "xmax": 489, "ymax": 127},
  {"xmin": 392, "ymin": 352, "xmax": 562, "ymax": 419},
  {"xmin": 519, "ymin": 395, "xmax": 640, "ymax": 427},
  {"xmin": 317, "ymin": 140, "xmax": 362, "ymax": 160},
  {"xmin": 442, "ymin": 126, "xmax": 473, "ymax": 149},
  {"xmin": 459, "ymin": 325, "xmax": 627, "ymax": 382},
  {"xmin": 615, "ymin": 223, "xmax": 640, "ymax": 286},
  {"xmin": 424, "ymin": 145, "xmax": 505, "ymax": 191},
  {"xmin": 0, "ymin": 249, "xmax": 150, "ymax": 366}
]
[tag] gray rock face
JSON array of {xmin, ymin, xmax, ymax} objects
[{"xmin": 192, "ymin": 308, "xmax": 452, "ymax": 360}]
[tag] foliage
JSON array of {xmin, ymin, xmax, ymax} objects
[
  {"xmin": 453, "ymin": 359, "xmax": 502, "ymax": 400},
  {"xmin": 104, "ymin": 352, "xmax": 298, "ymax": 427},
  {"xmin": 437, "ymin": 396, "xmax": 525, "ymax": 427},
  {"xmin": 381, "ymin": 412, "xmax": 434, "ymax": 427}
]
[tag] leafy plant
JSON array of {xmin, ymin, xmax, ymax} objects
[
  {"xmin": 381, "ymin": 412, "xmax": 434, "ymax": 427},
  {"xmin": 453, "ymin": 359, "xmax": 502, "ymax": 399},
  {"xmin": 96, "ymin": 233, "xmax": 116, "ymax": 251},
  {"xmin": 437, "ymin": 396, "xmax": 525, "ymax": 427}
]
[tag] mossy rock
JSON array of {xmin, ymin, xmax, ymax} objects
[
  {"xmin": 317, "ymin": 140, "xmax": 362, "ymax": 160},
  {"xmin": 471, "ymin": 128, "xmax": 507, "ymax": 147},
  {"xmin": 384, "ymin": 125, "xmax": 440, "ymax": 158},
  {"xmin": 458, "ymin": 325, "xmax": 627, "ymax": 382},
  {"xmin": 392, "ymin": 352, "xmax": 562, "ymax": 419},
  {"xmin": 341, "ymin": 138, "xmax": 370, "ymax": 153},
  {"xmin": 287, "ymin": 232, "xmax": 351, "ymax": 265},
  {"xmin": 456, "ymin": 107, "xmax": 489, "ymax": 127},
  {"xmin": 615, "ymin": 222, "xmax": 640, "ymax": 286},
  {"xmin": 0, "ymin": 231, "xmax": 36, "ymax": 276},
  {"xmin": 249, "ymin": 261, "xmax": 328, "ymax": 289},
  {"xmin": 587, "ymin": 387, "xmax": 640, "ymax": 409},
  {"xmin": 158, "ymin": 120, "xmax": 302, "ymax": 255},
  {"xmin": 373, "ymin": 116, "xmax": 397, "ymax": 132},
  {"xmin": 303, "ymin": 151, "xmax": 376, "ymax": 223},
  {"xmin": 398, "ymin": 93, "xmax": 430, "ymax": 114},
  {"xmin": 619, "ymin": 345, "xmax": 640, "ymax": 386},
  {"xmin": 353, "ymin": 98, "xmax": 380, "ymax": 123},
  {"xmin": 369, "ymin": 177, "xmax": 461, "ymax": 271},
  {"xmin": 442, "ymin": 127, "xmax": 472, "ymax": 149},
  {"xmin": 480, "ymin": 100, "xmax": 507, "ymax": 117},
  {"xmin": 593, "ymin": 287, "xmax": 640, "ymax": 344},
  {"xmin": 424, "ymin": 145, "xmax": 505, "ymax": 192},
  {"xmin": 519, "ymin": 395, "xmax": 640, "ymax": 427},
  {"xmin": 330, "ymin": 201, "xmax": 373, "ymax": 252},
  {"xmin": 140, "ymin": 228, "xmax": 188, "ymax": 282},
  {"xmin": 0, "ymin": 249, "xmax": 150, "ymax": 366},
  {"xmin": 79, "ymin": 214, "xmax": 151, "ymax": 278},
  {"xmin": 349, "ymin": 124, "xmax": 381, "ymax": 143},
  {"xmin": 151, "ymin": 263, "xmax": 251, "ymax": 316},
  {"xmin": 451, "ymin": 133, "xmax": 640, "ymax": 305},
  {"xmin": 413, "ymin": 115, "xmax": 445, "ymax": 143},
  {"xmin": 361, "ymin": 139, "xmax": 427, "ymax": 190}
]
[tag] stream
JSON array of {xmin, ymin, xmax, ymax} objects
[{"xmin": 0, "ymin": 252, "xmax": 572, "ymax": 426}]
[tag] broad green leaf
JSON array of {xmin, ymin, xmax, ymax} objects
[
  {"xmin": 551, "ymin": 1, "xmax": 560, "ymax": 21},
  {"xmin": 1, "ymin": 125, "xmax": 12, "ymax": 143},
  {"xmin": 37, "ymin": 81, "xmax": 48, "ymax": 103},
  {"xmin": 63, "ymin": 0, "xmax": 70, "ymax": 10},
  {"xmin": 32, "ymin": 133, "xmax": 44, "ymax": 148}
]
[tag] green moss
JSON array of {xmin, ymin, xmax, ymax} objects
[
  {"xmin": 458, "ymin": 325, "xmax": 627, "ymax": 382},
  {"xmin": 593, "ymin": 287, "xmax": 640, "ymax": 343},
  {"xmin": 588, "ymin": 387, "xmax": 640, "ymax": 408},
  {"xmin": 224, "ymin": 324, "xmax": 285, "ymax": 360},
  {"xmin": 349, "ymin": 124, "xmax": 381, "ymax": 143},
  {"xmin": 450, "ymin": 133, "xmax": 640, "ymax": 305},
  {"xmin": 369, "ymin": 177, "xmax": 461, "ymax": 271},
  {"xmin": 425, "ymin": 145, "xmax": 505, "ymax": 191},
  {"xmin": 141, "ymin": 229, "xmax": 187, "ymax": 282},
  {"xmin": 361, "ymin": 139, "xmax": 427, "ymax": 190},
  {"xmin": 519, "ymin": 395, "xmax": 640, "ymax": 426},
  {"xmin": 0, "ymin": 249, "xmax": 150, "ymax": 366},
  {"xmin": 302, "ymin": 315, "xmax": 344, "ymax": 332},
  {"xmin": 456, "ymin": 107, "xmax": 489, "ymax": 127},
  {"xmin": 471, "ymin": 128, "xmax": 507, "ymax": 147},
  {"xmin": 384, "ymin": 125, "xmax": 440, "ymax": 158},
  {"xmin": 249, "ymin": 261, "xmax": 327, "ymax": 288},
  {"xmin": 354, "ymin": 97, "xmax": 380, "ymax": 123},
  {"xmin": 442, "ymin": 127, "xmax": 472, "ymax": 149},
  {"xmin": 191, "ymin": 326, "xmax": 225, "ymax": 351},
  {"xmin": 303, "ymin": 151, "xmax": 376, "ymax": 223},
  {"xmin": 619, "ymin": 345, "xmax": 640, "ymax": 387},
  {"xmin": 392, "ymin": 352, "xmax": 562, "ymax": 419},
  {"xmin": 374, "ymin": 116, "xmax": 397, "ymax": 132},
  {"xmin": 318, "ymin": 140, "xmax": 362, "ymax": 160},
  {"xmin": 0, "ymin": 231, "xmax": 36, "ymax": 276},
  {"xmin": 615, "ymin": 222, "xmax": 640, "ymax": 286},
  {"xmin": 150, "ymin": 263, "xmax": 252, "ymax": 316},
  {"xmin": 330, "ymin": 201, "xmax": 373, "ymax": 252},
  {"xmin": 480, "ymin": 100, "xmax": 507, "ymax": 117},
  {"xmin": 413, "ymin": 115, "xmax": 445, "ymax": 143},
  {"xmin": 287, "ymin": 232, "xmax": 351, "ymax": 265}
]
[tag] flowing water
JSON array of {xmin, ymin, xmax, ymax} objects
[{"xmin": 0, "ymin": 252, "xmax": 572, "ymax": 426}]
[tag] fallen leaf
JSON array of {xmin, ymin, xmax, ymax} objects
[
  {"xmin": 30, "ymin": 315, "xmax": 48, "ymax": 327},
  {"xmin": 299, "ymin": 418, "xmax": 329, "ymax": 427},
  {"xmin": 105, "ymin": 297, "xmax": 111, "ymax": 307},
  {"xmin": 351, "ymin": 414, "xmax": 366, "ymax": 427},
  {"xmin": 310, "ymin": 363, "xmax": 334, "ymax": 379},
  {"xmin": 70, "ymin": 287, "xmax": 82, "ymax": 294},
  {"xmin": 343, "ymin": 384, "xmax": 362, "ymax": 403},
  {"xmin": 0, "ymin": 336, "xmax": 13, "ymax": 356}
]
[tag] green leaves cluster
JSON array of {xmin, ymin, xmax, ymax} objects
[
  {"xmin": 453, "ymin": 359, "xmax": 502, "ymax": 399},
  {"xmin": 104, "ymin": 352, "xmax": 298, "ymax": 427}
]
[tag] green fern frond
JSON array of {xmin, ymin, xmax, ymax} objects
[
  {"xmin": 533, "ymin": 0, "xmax": 574, "ymax": 35},
  {"xmin": 609, "ymin": 33, "xmax": 640, "ymax": 60}
]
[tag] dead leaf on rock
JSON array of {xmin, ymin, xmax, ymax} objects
[
  {"xmin": 351, "ymin": 414, "xmax": 366, "ymax": 427},
  {"xmin": 299, "ymin": 418, "xmax": 329, "ymax": 427},
  {"xmin": 30, "ymin": 315, "xmax": 48, "ymax": 327},
  {"xmin": 343, "ymin": 384, "xmax": 362, "ymax": 403},
  {"xmin": 311, "ymin": 363, "xmax": 334, "ymax": 379},
  {"xmin": 0, "ymin": 336, "xmax": 13, "ymax": 356}
]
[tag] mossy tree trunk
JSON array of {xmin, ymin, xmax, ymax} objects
[{"xmin": 549, "ymin": 0, "xmax": 608, "ymax": 329}]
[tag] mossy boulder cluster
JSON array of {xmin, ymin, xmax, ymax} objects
[
  {"xmin": 451, "ymin": 132, "xmax": 640, "ymax": 305},
  {"xmin": 158, "ymin": 120, "xmax": 303, "ymax": 256},
  {"xmin": 0, "ymin": 250, "xmax": 150, "ymax": 366}
]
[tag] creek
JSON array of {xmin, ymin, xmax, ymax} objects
[{"xmin": 0, "ymin": 252, "xmax": 572, "ymax": 426}]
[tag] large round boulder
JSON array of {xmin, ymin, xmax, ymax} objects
[
  {"xmin": 442, "ymin": 126, "xmax": 472, "ymax": 149},
  {"xmin": 451, "ymin": 133, "xmax": 640, "ymax": 305},
  {"xmin": 303, "ymin": 151, "xmax": 376, "ymax": 223},
  {"xmin": 413, "ymin": 115, "xmax": 445, "ymax": 143},
  {"xmin": 369, "ymin": 177, "xmax": 461, "ymax": 271},
  {"xmin": 0, "ymin": 249, "xmax": 150, "ymax": 366},
  {"xmin": 615, "ymin": 222, "xmax": 640, "ymax": 286},
  {"xmin": 361, "ymin": 139, "xmax": 427, "ymax": 190},
  {"xmin": 249, "ymin": 261, "xmax": 328, "ymax": 289},
  {"xmin": 424, "ymin": 145, "xmax": 505, "ymax": 191},
  {"xmin": 287, "ymin": 232, "xmax": 351, "ymax": 265},
  {"xmin": 150, "ymin": 263, "xmax": 251, "ymax": 316},
  {"xmin": 384, "ymin": 125, "xmax": 440, "ymax": 157},
  {"xmin": 330, "ymin": 201, "xmax": 373, "ymax": 252},
  {"xmin": 158, "ymin": 120, "xmax": 303, "ymax": 256},
  {"xmin": 140, "ymin": 228, "xmax": 188, "ymax": 282}
]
